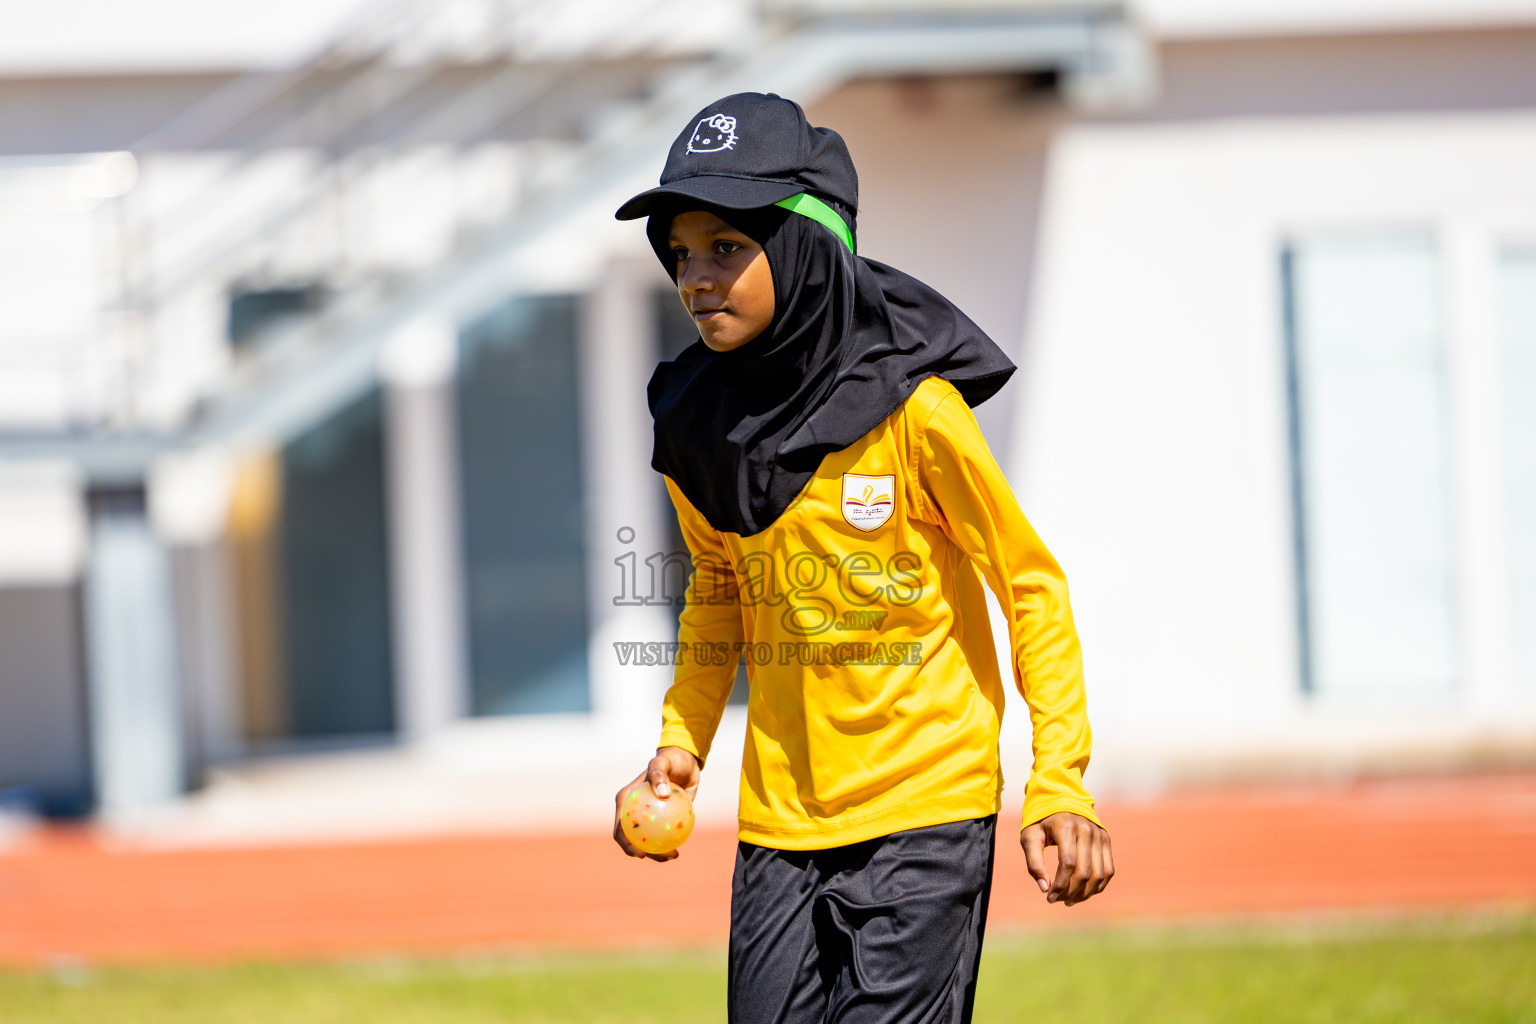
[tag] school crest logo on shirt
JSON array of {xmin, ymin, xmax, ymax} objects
[
  {"xmin": 686, "ymin": 114, "xmax": 738, "ymax": 154},
  {"xmin": 841, "ymin": 474, "xmax": 895, "ymax": 531}
]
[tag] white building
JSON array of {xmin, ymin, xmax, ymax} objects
[{"xmin": 0, "ymin": 0, "xmax": 1533, "ymax": 837}]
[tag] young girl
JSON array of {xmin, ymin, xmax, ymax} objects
[{"xmin": 610, "ymin": 92, "xmax": 1112, "ymax": 1023}]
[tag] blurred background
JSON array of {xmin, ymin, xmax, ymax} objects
[{"xmin": 1, "ymin": 0, "xmax": 1535, "ymax": 1019}]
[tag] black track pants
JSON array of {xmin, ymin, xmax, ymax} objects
[{"xmin": 727, "ymin": 814, "xmax": 997, "ymax": 1024}]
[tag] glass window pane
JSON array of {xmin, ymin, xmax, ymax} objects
[
  {"xmin": 1283, "ymin": 234, "xmax": 1458, "ymax": 698},
  {"xmin": 280, "ymin": 388, "xmax": 397, "ymax": 736},
  {"xmin": 1499, "ymin": 246, "xmax": 1536, "ymax": 686},
  {"xmin": 457, "ymin": 296, "xmax": 590, "ymax": 715}
]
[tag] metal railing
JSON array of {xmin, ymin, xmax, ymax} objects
[{"xmin": 26, "ymin": 0, "xmax": 736, "ymax": 435}]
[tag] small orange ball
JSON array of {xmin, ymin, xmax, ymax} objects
[{"xmin": 621, "ymin": 781, "xmax": 695, "ymax": 854}]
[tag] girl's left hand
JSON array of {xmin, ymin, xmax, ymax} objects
[{"xmin": 1020, "ymin": 812, "xmax": 1114, "ymax": 906}]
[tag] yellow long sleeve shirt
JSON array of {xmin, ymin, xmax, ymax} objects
[{"xmin": 659, "ymin": 374, "xmax": 1099, "ymax": 850}]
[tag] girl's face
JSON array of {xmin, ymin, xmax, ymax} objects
[{"xmin": 668, "ymin": 210, "xmax": 775, "ymax": 352}]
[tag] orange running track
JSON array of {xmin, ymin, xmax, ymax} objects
[{"xmin": 2, "ymin": 773, "xmax": 1534, "ymax": 966}]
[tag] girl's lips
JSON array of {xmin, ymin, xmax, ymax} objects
[{"xmin": 693, "ymin": 308, "xmax": 726, "ymax": 321}]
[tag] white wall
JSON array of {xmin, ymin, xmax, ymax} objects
[
  {"xmin": 1017, "ymin": 111, "xmax": 1536, "ymax": 783},
  {"xmin": 810, "ymin": 77, "xmax": 1059, "ymax": 469}
]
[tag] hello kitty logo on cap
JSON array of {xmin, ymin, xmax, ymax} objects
[{"xmin": 686, "ymin": 113, "xmax": 738, "ymax": 154}]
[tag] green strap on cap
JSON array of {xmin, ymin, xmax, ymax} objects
[{"xmin": 774, "ymin": 192, "xmax": 855, "ymax": 254}]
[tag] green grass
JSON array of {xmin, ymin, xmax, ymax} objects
[
  {"xmin": 973, "ymin": 914, "xmax": 1536, "ymax": 1024},
  {"xmin": 4, "ymin": 914, "xmax": 1534, "ymax": 1024}
]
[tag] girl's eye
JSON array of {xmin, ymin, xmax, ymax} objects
[
  {"xmin": 671, "ymin": 247, "xmax": 689, "ymax": 262},
  {"xmin": 716, "ymin": 241, "xmax": 742, "ymax": 255}
]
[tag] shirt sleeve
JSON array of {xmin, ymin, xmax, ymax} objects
[
  {"xmin": 657, "ymin": 475, "xmax": 745, "ymax": 768},
  {"xmin": 914, "ymin": 389, "xmax": 1102, "ymax": 831}
]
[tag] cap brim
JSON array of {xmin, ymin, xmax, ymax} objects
[{"xmin": 614, "ymin": 175, "xmax": 803, "ymax": 221}]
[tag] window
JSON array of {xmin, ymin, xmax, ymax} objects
[
  {"xmin": 1498, "ymin": 246, "xmax": 1536, "ymax": 686},
  {"xmin": 1281, "ymin": 234, "xmax": 1458, "ymax": 699},
  {"xmin": 457, "ymin": 296, "xmax": 590, "ymax": 715},
  {"xmin": 280, "ymin": 388, "xmax": 396, "ymax": 736}
]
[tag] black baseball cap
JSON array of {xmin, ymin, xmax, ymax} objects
[{"xmin": 614, "ymin": 92, "xmax": 858, "ymax": 222}]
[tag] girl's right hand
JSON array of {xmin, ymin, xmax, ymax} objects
[{"xmin": 612, "ymin": 746, "xmax": 702, "ymax": 861}]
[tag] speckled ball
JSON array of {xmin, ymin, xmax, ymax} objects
[{"xmin": 622, "ymin": 781, "xmax": 696, "ymax": 854}]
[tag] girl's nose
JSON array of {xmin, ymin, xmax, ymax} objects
[{"xmin": 679, "ymin": 263, "xmax": 714, "ymax": 296}]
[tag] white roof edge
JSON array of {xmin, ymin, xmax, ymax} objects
[{"xmin": 1136, "ymin": 0, "xmax": 1536, "ymax": 40}]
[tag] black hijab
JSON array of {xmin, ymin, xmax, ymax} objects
[{"xmin": 645, "ymin": 197, "xmax": 1016, "ymax": 537}]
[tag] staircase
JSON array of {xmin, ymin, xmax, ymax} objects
[{"xmin": 0, "ymin": 0, "xmax": 1148, "ymax": 471}]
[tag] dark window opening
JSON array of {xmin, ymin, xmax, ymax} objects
[{"xmin": 457, "ymin": 295, "xmax": 591, "ymax": 715}]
